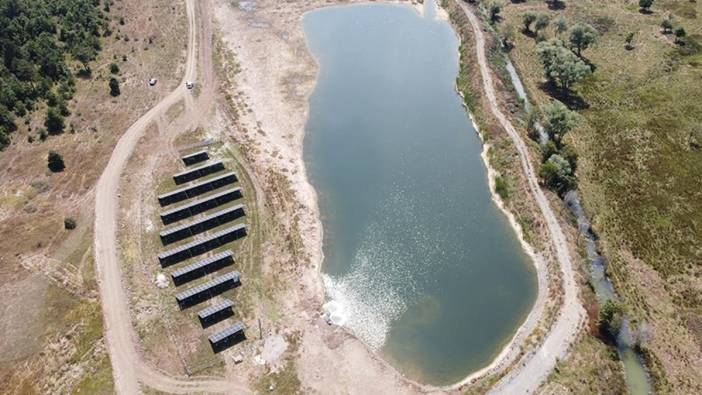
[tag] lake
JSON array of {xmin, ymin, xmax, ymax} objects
[{"xmin": 303, "ymin": 1, "xmax": 537, "ymax": 385}]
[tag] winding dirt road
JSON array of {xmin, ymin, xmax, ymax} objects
[
  {"xmin": 92, "ymin": 0, "xmax": 242, "ymax": 393},
  {"xmin": 453, "ymin": 1, "xmax": 586, "ymax": 393}
]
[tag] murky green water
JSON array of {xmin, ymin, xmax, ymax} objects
[{"xmin": 303, "ymin": 2, "xmax": 537, "ymax": 385}]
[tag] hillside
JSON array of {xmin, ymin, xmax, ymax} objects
[{"xmin": 474, "ymin": 0, "xmax": 701, "ymax": 392}]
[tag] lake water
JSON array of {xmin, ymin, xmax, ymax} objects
[{"xmin": 303, "ymin": 1, "xmax": 537, "ymax": 385}]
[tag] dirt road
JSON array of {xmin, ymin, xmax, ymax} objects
[
  {"xmin": 453, "ymin": 1, "xmax": 585, "ymax": 393},
  {"xmin": 92, "ymin": 0, "xmax": 243, "ymax": 393}
]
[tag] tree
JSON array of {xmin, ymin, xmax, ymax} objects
[
  {"xmin": 599, "ymin": 299, "xmax": 624, "ymax": 341},
  {"xmin": 535, "ymin": 13, "xmax": 550, "ymax": 33},
  {"xmin": 625, "ymin": 32, "xmax": 635, "ymax": 50},
  {"xmin": 542, "ymin": 100, "xmax": 577, "ymax": 145},
  {"xmin": 674, "ymin": 27, "xmax": 686, "ymax": 44},
  {"xmin": 48, "ymin": 150, "xmax": 65, "ymax": 172},
  {"xmin": 660, "ymin": 19, "xmax": 673, "ymax": 34},
  {"xmin": 64, "ymin": 217, "xmax": 77, "ymax": 230},
  {"xmin": 639, "ymin": 0, "xmax": 653, "ymax": 13},
  {"xmin": 568, "ymin": 23, "xmax": 598, "ymax": 56},
  {"xmin": 522, "ymin": 11, "xmax": 537, "ymax": 33},
  {"xmin": 109, "ymin": 78, "xmax": 121, "ymax": 96},
  {"xmin": 45, "ymin": 107, "xmax": 65, "ymax": 135},
  {"xmin": 537, "ymin": 39, "xmax": 592, "ymax": 91},
  {"xmin": 554, "ymin": 17, "xmax": 568, "ymax": 36},
  {"xmin": 539, "ymin": 154, "xmax": 575, "ymax": 194},
  {"xmin": 489, "ymin": 2, "xmax": 502, "ymax": 23}
]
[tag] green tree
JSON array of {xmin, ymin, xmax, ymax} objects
[
  {"xmin": 109, "ymin": 77, "xmax": 120, "ymax": 96},
  {"xmin": 554, "ymin": 17, "xmax": 568, "ymax": 36},
  {"xmin": 542, "ymin": 100, "xmax": 577, "ymax": 145},
  {"xmin": 539, "ymin": 154, "xmax": 575, "ymax": 194},
  {"xmin": 537, "ymin": 39, "xmax": 592, "ymax": 91},
  {"xmin": 660, "ymin": 19, "xmax": 673, "ymax": 34},
  {"xmin": 489, "ymin": 2, "xmax": 502, "ymax": 23},
  {"xmin": 48, "ymin": 150, "xmax": 65, "ymax": 172},
  {"xmin": 522, "ymin": 11, "xmax": 537, "ymax": 33},
  {"xmin": 64, "ymin": 217, "xmax": 77, "ymax": 230},
  {"xmin": 674, "ymin": 27, "xmax": 686, "ymax": 44},
  {"xmin": 534, "ymin": 13, "xmax": 550, "ymax": 33},
  {"xmin": 45, "ymin": 107, "xmax": 65, "ymax": 135},
  {"xmin": 638, "ymin": 0, "xmax": 653, "ymax": 13},
  {"xmin": 568, "ymin": 23, "xmax": 598, "ymax": 56},
  {"xmin": 599, "ymin": 299, "xmax": 624, "ymax": 341}
]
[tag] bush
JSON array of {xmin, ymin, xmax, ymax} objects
[
  {"xmin": 64, "ymin": 217, "xmax": 77, "ymax": 230},
  {"xmin": 48, "ymin": 150, "xmax": 65, "ymax": 172},
  {"xmin": 489, "ymin": 2, "xmax": 502, "ymax": 23},
  {"xmin": 110, "ymin": 63, "xmax": 120, "ymax": 74},
  {"xmin": 599, "ymin": 299, "xmax": 624, "ymax": 341},
  {"xmin": 638, "ymin": 0, "xmax": 653, "ymax": 12},
  {"xmin": 109, "ymin": 78, "xmax": 121, "ymax": 96},
  {"xmin": 522, "ymin": 11, "xmax": 537, "ymax": 33},
  {"xmin": 45, "ymin": 107, "xmax": 65, "ymax": 135},
  {"xmin": 535, "ymin": 13, "xmax": 550, "ymax": 33},
  {"xmin": 661, "ymin": 19, "xmax": 673, "ymax": 34},
  {"xmin": 495, "ymin": 176, "xmax": 510, "ymax": 199}
]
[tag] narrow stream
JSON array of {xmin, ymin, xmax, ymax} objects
[{"xmin": 501, "ymin": 37, "xmax": 652, "ymax": 394}]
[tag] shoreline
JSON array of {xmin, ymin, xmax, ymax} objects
[{"xmin": 215, "ymin": 0, "xmax": 555, "ymax": 392}]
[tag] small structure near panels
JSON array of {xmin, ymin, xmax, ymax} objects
[
  {"xmin": 160, "ymin": 204, "xmax": 245, "ymax": 245},
  {"xmin": 158, "ymin": 171, "xmax": 238, "ymax": 207},
  {"xmin": 160, "ymin": 187, "xmax": 242, "ymax": 225},
  {"xmin": 157, "ymin": 224, "xmax": 247, "ymax": 267},
  {"xmin": 171, "ymin": 250, "xmax": 235, "ymax": 286},
  {"xmin": 182, "ymin": 150, "xmax": 209, "ymax": 166},
  {"xmin": 175, "ymin": 271, "xmax": 241, "ymax": 309},
  {"xmin": 209, "ymin": 322, "xmax": 245, "ymax": 353},
  {"xmin": 197, "ymin": 299, "xmax": 234, "ymax": 328},
  {"xmin": 173, "ymin": 160, "xmax": 225, "ymax": 185}
]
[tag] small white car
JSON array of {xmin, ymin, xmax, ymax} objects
[
  {"xmin": 185, "ymin": 81, "xmax": 194, "ymax": 89},
  {"xmin": 148, "ymin": 78, "xmax": 157, "ymax": 86}
]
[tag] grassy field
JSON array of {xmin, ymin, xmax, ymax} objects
[{"xmin": 477, "ymin": 0, "xmax": 702, "ymax": 392}]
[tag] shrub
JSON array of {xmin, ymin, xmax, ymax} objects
[
  {"xmin": 495, "ymin": 176, "xmax": 510, "ymax": 199},
  {"xmin": 535, "ymin": 13, "xmax": 550, "ymax": 33},
  {"xmin": 522, "ymin": 11, "xmax": 537, "ymax": 33},
  {"xmin": 661, "ymin": 19, "xmax": 673, "ymax": 34},
  {"xmin": 638, "ymin": 0, "xmax": 653, "ymax": 13},
  {"xmin": 554, "ymin": 17, "xmax": 568, "ymax": 35},
  {"xmin": 45, "ymin": 108, "xmax": 65, "ymax": 135},
  {"xmin": 48, "ymin": 150, "xmax": 65, "ymax": 172},
  {"xmin": 109, "ymin": 78, "xmax": 121, "ymax": 96},
  {"xmin": 489, "ymin": 2, "xmax": 502, "ymax": 23},
  {"xmin": 64, "ymin": 217, "xmax": 77, "ymax": 230},
  {"xmin": 110, "ymin": 63, "xmax": 120, "ymax": 74},
  {"xmin": 599, "ymin": 299, "xmax": 624, "ymax": 341}
]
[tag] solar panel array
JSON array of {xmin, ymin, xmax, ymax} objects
[
  {"xmin": 160, "ymin": 187, "xmax": 242, "ymax": 225},
  {"xmin": 154, "ymin": 149, "xmax": 247, "ymax": 352},
  {"xmin": 158, "ymin": 171, "xmax": 238, "ymax": 206},
  {"xmin": 209, "ymin": 322, "xmax": 245, "ymax": 344},
  {"xmin": 198, "ymin": 299, "xmax": 234, "ymax": 320},
  {"xmin": 182, "ymin": 150, "xmax": 209, "ymax": 166},
  {"xmin": 173, "ymin": 160, "xmax": 225, "ymax": 184},
  {"xmin": 171, "ymin": 250, "xmax": 234, "ymax": 285},
  {"xmin": 160, "ymin": 204, "xmax": 245, "ymax": 245},
  {"xmin": 175, "ymin": 271, "xmax": 240, "ymax": 303}
]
